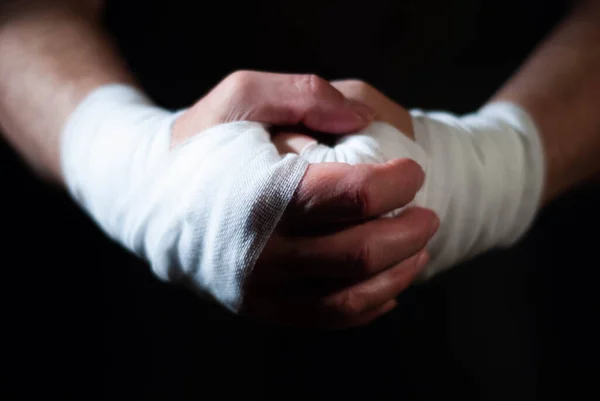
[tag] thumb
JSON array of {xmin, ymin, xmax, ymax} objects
[{"xmin": 226, "ymin": 71, "xmax": 375, "ymax": 134}]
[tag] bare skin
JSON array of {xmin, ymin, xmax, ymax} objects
[
  {"xmin": 272, "ymin": 81, "xmax": 415, "ymax": 156},
  {"xmin": 0, "ymin": 1, "xmax": 438, "ymax": 328},
  {"xmin": 1, "ymin": 0, "xmax": 599, "ymax": 327},
  {"xmin": 273, "ymin": 0, "xmax": 600, "ymax": 207}
]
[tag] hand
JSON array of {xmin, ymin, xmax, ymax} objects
[
  {"xmin": 272, "ymin": 79, "xmax": 414, "ymax": 154},
  {"xmin": 274, "ymin": 79, "xmax": 548, "ymax": 280},
  {"xmin": 171, "ymin": 71, "xmax": 375, "ymax": 148},
  {"xmin": 245, "ymin": 160, "xmax": 437, "ymax": 328},
  {"xmin": 171, "ymin": 71, "xmax": 439, "ymax": 328}
]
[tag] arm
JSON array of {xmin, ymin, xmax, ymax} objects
[
  {"xmin": 0, "ymin": 1, "xmax": 437, "ymax": 327},
  {"xmin": 0, "ymin": 0, "xmax": 133, "ymax": 183},
  {"xmin": 277, "ymin": 0, "xmax": 600, "ymax": 206},
  {"xmin": 273, "ymin": 1, "xmax": 600, "ymax": 277},
  {"xmin": 491, "ymin": 0, "xmax": 600, "ymax": 204}
]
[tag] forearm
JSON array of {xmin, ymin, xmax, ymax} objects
[
  {"xmin": 0, "ymin": 0, "xmax": 134, "ymax": 184},
  {"xmin": 491, "ymin": 0, "xmax": 600, "ymax": 204}
]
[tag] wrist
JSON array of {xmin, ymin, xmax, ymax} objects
[
  {"xmin": 407, "ymin": 102, "xmax": 545, "ymax": 276},
  {"xmin": 0, "ymin": 4, "xmax": 135, "ymax": 185},
  {"xmin": 61, "ymin": 84, "xmax": 177, "ymax": 212},
  {"xmin": 61, "ymin": 84, "xmax": 308, "ymax": 310}
]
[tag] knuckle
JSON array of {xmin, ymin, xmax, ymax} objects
[
  {"xmin": 290, "ymin": 165, "xmax": 324, "ymax": 212},
  {"xmin": 296, "ymin": 74, "xmax": 328, "ymax": 97},
  {"xmin": 346, "ymin": 241, "xmax": 373, "ymax": 277},
  {"xmin": 349, "ymin": 173, "xmax": 373, "ymax": 217},
  {"xmin": 224, "ymin": 70, "xmax": 255, "ymax": 94},
  {"xmin": 332, "ymin": 291, "xmax": 365, "ymax": 318},
  {"xmin": 290, "ymin": 184, "xmax": 316, "ymax": 217}
]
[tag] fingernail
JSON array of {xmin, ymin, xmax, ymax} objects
[
  {"xmin": 416, "ymin": 250, "xmax": 430, "ymax": 269},
  {"xmin": 429, "ymin": 215, "xmax": 440, "ymax": 237}
]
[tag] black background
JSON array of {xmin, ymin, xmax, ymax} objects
[{"xmin": 2, "ymin": 0, "xmax": 599, "ymax": 399}]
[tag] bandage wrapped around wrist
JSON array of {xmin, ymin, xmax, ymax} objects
[
  {"xmin": 61, "ymin": 84, "xmax": 308, "ymax": 311},
  {"xmin": 299, "ymin": 103, "xmax": 545, "ymax": 277}
]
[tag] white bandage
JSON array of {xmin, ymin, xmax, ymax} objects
[
  {"xmin": 299, "ymin": 103, "xmax": 545, "ymax": 277},
  {"xmin": 61, "ymin": 84, "xmax": 308, "ymax": 311}
]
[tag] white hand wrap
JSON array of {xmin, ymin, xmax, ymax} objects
[
  {"xmin": 61, "ymin": 84, "xmax": 308, "ymax": 311},
  {"xmin": 299, "ymin": 103, "xmax": 545, "ymax": 277}
]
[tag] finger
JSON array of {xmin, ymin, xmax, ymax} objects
[
  {"xmin": 223, "ymin": 71, "xmax": 375, "ymax": 133},
  {"xmin": 248, "ymin": 250, "xmax": 428, "ymax": 329},
  {"xmin": 281, "ymin": 158, "xmax": 426, "ymax": 229},
  {"xmin": 328, "ymin": 299, "xmax": 397, "ymax": 330},
  {"xmin": 272, "ymin": 132, "xmax": 316, "ymax": 155},
  {"xmin": 241, "ymin": 297, "xmax": 397, "ymax": 329},
  {"xmin": 314, "ymin": 250, "xmax": 428, "ymax": 328},
  {"xmin": 284, "ymin": 207, "xmax": 438, "ymax": 279},
  {"xmin": 330, "ymin": 80, "xmax": 415, "ymax": 139}
]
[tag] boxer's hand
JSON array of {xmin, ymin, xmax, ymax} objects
[
  {"xmin": 244, "ymin": 160, "xmax": 438, "ymax": 329},
  {"xmin": 171, "ymin": 70, "xmax": 375, "ymax": 148},
  {"xmin": 331, "ymin": 80, "xmax": 414, "ymax": 137},
  {"xmin": 170, "ymin": 71, "xmax": 438, "ymax": 328},
  {"xmin": 264, "ymin": 79, "xmax": 439, "ymax": 328},
  {"xmin": 272, "ymin": 79, "xmax": 415, "ymax": 154},
  {"xmin": 276, "ymin": 79, "xmax": 547, "ymax": 281}
]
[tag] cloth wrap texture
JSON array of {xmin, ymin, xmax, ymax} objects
[
  {"xmin": 62, "ymin": 84, "xmax": 544, "ymax": 311},
  {"xmin": 298, "ymin": 103, "xmax": 544, "ymax": 277},
  {"xmin": 61, "ymin": 84, "xmax": 308, "ymax": 311}
]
